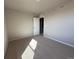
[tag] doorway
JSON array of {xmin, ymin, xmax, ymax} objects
[
  {"xmin": 33, "ymin": 17, "xmax": 44, "ymax": 35},
  {"xmin": 39, "ymin": 17, "xmax": 44, "ymax": 35}
]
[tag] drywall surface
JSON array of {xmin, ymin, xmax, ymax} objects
[
  {"xmin": 5, "ymin": 9, "xmax": 34, "ymax": 41},
  {"xmin": 4, "ymin": 14, "xmax": 8, "ymax": 55},
  {"xmin": 41, "ymin": 0, "xmax": 74, "ymax": 47}
]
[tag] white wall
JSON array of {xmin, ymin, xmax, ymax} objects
[
  {"xmin": 41, "ymin": 0, "xmax": 74, "ymax": 47},
  {"xmin": 5, "ymin": 9, "xmax": 34, "ymax": 41}
]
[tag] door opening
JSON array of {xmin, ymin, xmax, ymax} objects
[
  {"xmin": 33, "ymin": 18, "xmax": 39, "ymax": 35},
  {"xmin": 39, "ymin": 17, "xmax": 44, "ymax": 35}
]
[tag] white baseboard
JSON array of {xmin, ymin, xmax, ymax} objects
[
  {"xmin": 9, "ymin": 35, "xmax": 39, "ymax": 42},
  {"xmin": 44, "ymin": 34, "xmax": 74, "ymax": 48},
  {"xmin": 9, "ymin": 35, "xmax": 33, "ymax": 42}
]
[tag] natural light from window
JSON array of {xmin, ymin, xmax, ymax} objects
[{"xmin": 21, "ymin": 39, "xmax": 37, "ymax": 59}]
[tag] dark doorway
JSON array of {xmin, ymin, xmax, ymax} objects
[{"xmin": 39, "ymin": 17, "xmax": 44, "ymax": 35}]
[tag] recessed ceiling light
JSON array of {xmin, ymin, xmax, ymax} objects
[{"xmin": 36, "ymin": 0, "xmax": 40, "ymax": 2}]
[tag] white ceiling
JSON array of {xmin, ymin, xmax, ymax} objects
[{"xmin": 5, "ymin": 0, "xmax": 69, "ymax": 15}]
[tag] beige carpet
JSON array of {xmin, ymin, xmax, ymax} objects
[{"xmin": 5, "ymin": 35, "xmax": 74, "ymax": 59}]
